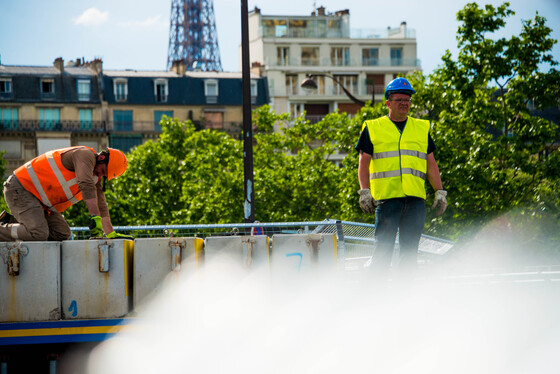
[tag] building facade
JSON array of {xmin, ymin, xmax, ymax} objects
[
  {"xmin": 0, "ymin": 58, "xmax": 269, "ymax": 177},
  {"xmin": 248, "ymin": 6, "xmax": 421, "ymax": 120}
]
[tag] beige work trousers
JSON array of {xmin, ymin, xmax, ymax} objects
[{"xmin": 0, "ymin": 175, "xmax": 71, "ymax": 241}]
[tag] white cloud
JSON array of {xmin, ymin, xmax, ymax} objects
[
  {"xmin": 73, "ymin": 8, "xmax": 109, "ymax": 26},
  {"xmin": 118, "ymin": 15, "xmax": 163, "ymax": 28}
]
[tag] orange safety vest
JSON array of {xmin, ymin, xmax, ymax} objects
[{"xmin": 14, "ymin": 146, "xmax": 98, "ymax": 212}]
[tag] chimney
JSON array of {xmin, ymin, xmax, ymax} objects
[
  {"xmin": 53, "ymin": 57, "xmax": 64, "ymax": 72},
  {"xmin": 170, "ymin": 59, "xmax": 187, "ymax": 75},
  {"xmin": 317, "ymin": 6, "xmax": 326, "ymax": 16},
  {"xmin": 251, "ymin": 61, "xmax": 264, "ymax": 76},
  {"xmin": 88, "ymin": 58, "xmax": 103, "ymax": 73}
]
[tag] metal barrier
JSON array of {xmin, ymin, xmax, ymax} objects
[{"xmin": 70, "ymin": 219, "xmax": 455, "ymax": 262}]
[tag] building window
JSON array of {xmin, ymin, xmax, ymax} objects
[
  {"xmin": 204, "ymin": 80, "xmax": 218, "ymax": 104},
  {"xmin": 290, "ymin": 103, "xmax": 304, "ymax": 119},
  {"xmin": 0, "ymin": 140, "xmax": 22, "ymax": 159},
  {"xmin": 390, "ymin": 48, "xmax": 403, "ymax": 66},
  {"xmin": 301, "ymin": 47, "xmax": 320, "ymax": 66},
  {"xmin": 154, "ymin": 79, "xmax": 168, "ymax": 103},
  {"xmin": 154, "ymin": 110, "xmax": 173, "ymax": 132},
  {"xmin": 109, "ymin": 134, "xmax": 142, "ymax": 153},
  {"xmin": 275, "ymin": 20, "xmax": 287, "ymax": 37},
  {"xmin": 0, "ymin": 78, "xmax": 12, "ymax": 99},
  {"xmin": 77, "ymin": 79, "xmax": 91, "ymax": 101},
  {"xmin": 0, "ymin": 107, "xmax": 18, "ymax": 130},
  {"xmin": 39, "ymin": 108, "xmax": 61, "ymax": 130},
  {"xmin": 366, "ymin": 74, "xmax": 385, "ymax": 95},
  {"xmin": 113, "ymin": 110, "xmax": 133, "ymax": 131},
  {"xmin": 277, "ymin": 47, "xmax": 290, "ymax": 66},
  {"xmin": 331, "ymin": 47, "xmax": 350, "ymax": 66},
  {"xmin": 41, "ymin": 78, "xmax": 55, "ymax": 100},
  {"xmin": 79, "ymin": 109, "xmax": 93, "ymax": 130},
  {"xmin": 362, "ymin": 48, "xmax": 379, "ymax": 66},
  {"xmin": 203, "ymin": 111, "xmax": 223, "ymax": 129},
  {"xmin": 285, "ymin": 75, "xmax": 298, "ymax": 95},
  {"xmin": 113, "ymin": 79, "xmax": 128, "ymax": 102},
  {"xmin": 333, "ymin": 75, "xmax": 358, "ymax": 95},
  {"xmin": 251, "ymin": 80, "xmax": 258, "ymax": 104}
]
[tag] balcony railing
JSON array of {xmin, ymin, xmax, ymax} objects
[
  {"xmin": 0, "ymin": 92, "xmax": 13, "ymax": 100},
  {"xmin": 265, "ymin": 56, "xmax": 421, "ymax": 68},
  {"xmin": 0, "ymin": 120, "xmax": 106, "ymax": 132}
]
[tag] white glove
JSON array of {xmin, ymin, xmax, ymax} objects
[
  {"xmin": 357, "ymin": 188, "xmax": 376, "ymax": 214},
  {"xmin": 432, "ymin": 190, "xmax": 447, "ymax": 216}
]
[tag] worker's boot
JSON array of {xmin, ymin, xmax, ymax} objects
[{"xmin": 0, "ymin": 210, "xmax": 15, "ymax": 224}]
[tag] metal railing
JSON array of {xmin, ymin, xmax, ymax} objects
[
  {"xmin": 0, "ymin": 120, "xmax": 106, "ymax": 132},
  {"xmin": 69, "ymin": 219, "xmax": 454, "ymax": 262},
  {"xmin": 265, "ymin": 56, "xmax": 421, "ymax": 68},
  {"xmin": 68, "ymin": 220, "xmax": 560, "ymax": 283}
]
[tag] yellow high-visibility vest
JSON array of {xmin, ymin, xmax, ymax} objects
[{"xmin": 363, "ymin": 116, "xmax": 430, "ymax": 200}]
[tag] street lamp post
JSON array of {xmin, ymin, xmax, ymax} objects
[
  {"xmin": 300, "ymin": 74, "xmax": 374, "ymax": 106},
  {"xmin": 241, "ymin": 0, "xmax": 254, "ymax": 223}
]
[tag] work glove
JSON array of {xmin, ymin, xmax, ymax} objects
[
  {"xmin": 432, "ymin": 190, "xmax": 448, "ymax": 216},
  {"xmin": 107, "ymin": 231, "xmax": 134, "ymax": 240},
  {"xmin": 357, "ymin": 188, "xmax": 377, "ymax": 214},
  {"xmin": 89, "ymin": 215, "xmax": 104, "ymax": 238}
]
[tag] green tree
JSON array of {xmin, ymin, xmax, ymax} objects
[
  {"xmin": 90, "ymin": 108, "xmax": 375, "ymax": 227},
  {"xmin": 407, "ymin": 2, "xmax": 560, "ymax": 244}
]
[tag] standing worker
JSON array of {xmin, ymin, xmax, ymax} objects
[
  {"xmin": 0, "ymin": 146, "xmax": 133, "ymax": 241},
  {"xmin": 355, "ymin": 77, "xmax": 447, "ymax": 281}
]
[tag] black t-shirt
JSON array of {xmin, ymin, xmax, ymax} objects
[{"xmin": 355, "ymin": 116, "xmax": 436, "ymax": 156}]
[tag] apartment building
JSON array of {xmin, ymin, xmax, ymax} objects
[
  {"xmin": 0, "ymin": 58, "xmax": 106, "ymax": 175},
  {"xmin": 0, "ymin": 58, "xmax": 269, "ymax": 176},
  {"xmin": 248, "ymin": 6, "xmax": 421, "ymax": 121}
]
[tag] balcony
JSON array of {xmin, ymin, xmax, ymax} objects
[
  {"xmin": 265, "ymin": 56, "xmax": 421, "ymax": 68},
  {"xmin": 0, "ymin": 120, "xmax": 106, "ymax": 133},
  {"xmin": 0, "ymin": 92, "xmax": 13, "ymax": 100}
]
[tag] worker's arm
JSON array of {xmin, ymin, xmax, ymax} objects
[
  {"xmin": 358, "ymin": 151, "xmax": 372, "ymax": 189},
  {"xmin": 426, "ymin": 153, "xmax": 447, "ymax": 216},
  {"xmin": 426, "ymin": 153, "xmax": 443, "ymax": 191},
  {"xmin": 83, "ymin": 199, "xmax": 113, "ymax": 233}
]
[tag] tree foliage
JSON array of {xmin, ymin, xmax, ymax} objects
[
  {"xmin": 64, "ymin": 107, "xmax": 384, "ymax": 228},
  {"xmin": 407, "ymin": 2, "xmax": 560, "ymax": 243},
  {"xmin": 60, "ymin": 2, "xmax": 559, "ymax": 251}
]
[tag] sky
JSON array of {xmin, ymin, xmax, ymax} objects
[{"xmin": 0, "ymin": 0, "xmax": 559, "ymax": 75}]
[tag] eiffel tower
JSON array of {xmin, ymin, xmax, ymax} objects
[{"xmin": 167, "ymin": 0, "xmax": 223, "ymax": 71}]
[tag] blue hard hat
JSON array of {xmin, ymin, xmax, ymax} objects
[{"xmin": 384, "ymin": 77, "xmax": 416, "ymax": 100}]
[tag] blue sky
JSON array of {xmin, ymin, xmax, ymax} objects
[{"xmin": 1, "ymin": 0, "xmax": 559, "ymax": 74}]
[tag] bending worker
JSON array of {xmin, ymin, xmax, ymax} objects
[
  {"xmin": 355, "ymin": 77, "xmax": 447, "ymax": 280},
  {"xmin": 0, "ymin": 146, "xmax": 133, "ymax": 241}
]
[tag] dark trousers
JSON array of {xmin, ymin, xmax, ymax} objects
[{"xmin": 371, "ymin": 197, "xmax": 426, "ymax": 280}]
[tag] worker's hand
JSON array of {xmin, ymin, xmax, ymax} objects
[
  {"xmin": 107, "ymin": 231, "xmax": 134, "ymax": 240},
  {"xmin": 432, "ymin": 190, "xmax": 448, "ymax": 216},
  {"xmin": 88, "ymin": 215, "xmax": 104, "ymax": 238},
  {"xmin": 357, "ymin": 188, "xmax": 377, "ymax": 214}
]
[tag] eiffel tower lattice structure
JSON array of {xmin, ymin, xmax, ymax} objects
[{"xmin": 167, "ymin": 0, "xmax": 223, "ymax": 71}]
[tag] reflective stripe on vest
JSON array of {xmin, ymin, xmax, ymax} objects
[
  {"xmin": 363, "ymin": 116, "xmax": 430, "ymax": 200},
  {"xmin": 14, "ymin": 146, "xmax": 96, "ymax": 212}
]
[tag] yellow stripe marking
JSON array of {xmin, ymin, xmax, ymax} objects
[{"xmin": 0, "ymin": 325, "xmax": 124, "ymax": 338}]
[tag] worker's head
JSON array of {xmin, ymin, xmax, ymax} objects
[
  {"xmin": 385, "ymin": 78, "xmax": 415, "ymax": 120},
  {"xmin": 384, "ymin": 77, "xmax": 416, "ymax": 101},
  {"xmin": 95, "ymin": 148, "xmax": 127, "ymax": 180}
]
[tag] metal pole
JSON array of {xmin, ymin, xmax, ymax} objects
[{"xmin": 241, "ymin": 0, "xmax": 255, "ymax": 223}]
